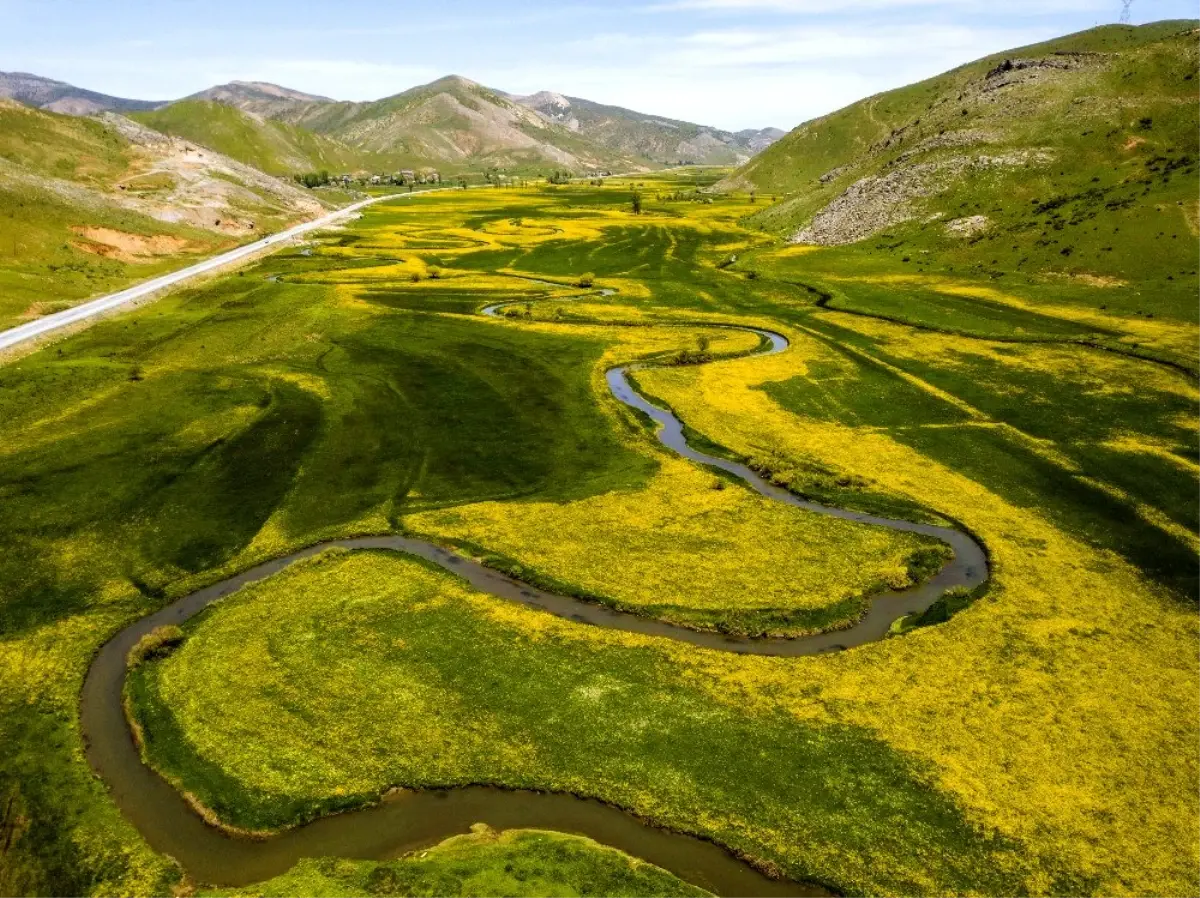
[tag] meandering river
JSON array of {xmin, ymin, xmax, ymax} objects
[{"xmin": 80, "ymin": 303, "xmax": 986, "ymax": 895}]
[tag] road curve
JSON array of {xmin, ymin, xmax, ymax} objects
[{"xmin": 0, "ymin": 189, "xmax": 448, "ymax": 353}]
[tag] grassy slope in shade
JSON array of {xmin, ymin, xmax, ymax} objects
[
  {"xmin": 202, "ymin": 826, "xmax": 710, "ymax": 898},
  {"xmin": 132, "ymin": 100, "xmax": 391, "ymax": 176}
]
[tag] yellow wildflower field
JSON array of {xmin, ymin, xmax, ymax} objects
[{"xmin": 638, "ymin": 329, "xmax": 1200, "ymax": 895}]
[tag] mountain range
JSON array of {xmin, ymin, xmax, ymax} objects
[
  {"xmin": 0, "ymin": 71, "xmax": 158, "ymax": 115},
  {"xmin": 0, "ymin": 71, "xmax": 783, "ymax": 175}
]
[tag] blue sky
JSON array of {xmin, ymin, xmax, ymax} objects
[{"xmin": 1, "ymin": 1, "xmax": 1192, "ymax": 130}]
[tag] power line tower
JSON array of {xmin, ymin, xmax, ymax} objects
[{"xmin": 1120, "ymin": 0, "xmax": 1133, "ymax": 24}]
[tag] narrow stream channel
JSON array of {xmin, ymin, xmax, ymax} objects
[{"xmin": 80, "ymin": 303, "xmax": 987, "ymax": 895}]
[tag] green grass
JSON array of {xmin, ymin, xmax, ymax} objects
[
  {"xmin": 129, "ymin": 549, "xmax": 1044, "ymax": 897},
  {"xmin": 203, "ymin": 827, "xmax": 710, "ymax": 898},
  {"xmin": 758, "ymin": 313, "xmax": 1199, "ymax": 600},
  {"xmin": 132, "ymin": 101, "xmax": 388, "ymax": 177},
  {"xmin": 733, "ymin": 22, "xmax": 1199, "ymax": 338},
  {"xmin": 0, "ymin": 99, "xmax": 337, "ymax": 330},
  {"xmin": 734, "ymin": 21, "xmax": 1197, "ymax": 199},
  {"xmin": 0, "ymin": 165, "xmax": 1195, "ymax": 898}
]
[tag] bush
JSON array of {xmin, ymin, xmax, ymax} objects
[
  {"xmin": 127, "ymin": 625, "xmax": 185, "ymax": 669},
  {"xmin": 894, "ymin": 585, "xmax": 984, "ymax": 635},
  {"xmin": 577, "ymin": 273, "xmax": 595, "ymax": 288}
]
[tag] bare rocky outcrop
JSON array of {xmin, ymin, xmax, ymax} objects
[
  {"xmin": 888, "ymin": 129, "xmax": 997, "ymax": 167},
  {"xmin": 35, "ymin": 112, "xmax": 328, "ymax": 236},
  {"xmin": 512, "ymin": 90, "xmax": 782, "ymax": 165},
  {"xmin": 793, "ymin": 163, "xmax": 943, "ymax": 245},
  {"xmin": 944, "ymin": 215, "xmax": 990, "ymax": 237},
  {"xmin": 792, "ymin": 149, "xmax": 1053, "ymax": 245},
  {"xmin": 818, "ymin": 164, "xmax": 852, "ymax": 184}
]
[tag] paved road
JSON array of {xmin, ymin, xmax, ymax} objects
[{"xmin": 0, "ymin": 189, "xmax": 442, "ymax": 353}]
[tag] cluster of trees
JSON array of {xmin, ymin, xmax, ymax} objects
[
  {"xmin": 294, "ymin": 170, "xmax": 333, "ymax": 188},
  {"xmin": 667, "ymin": 334, "xmax": 713, "ymax": 366},
  {"xmin": 656, "ymin": 189, "xmax": 712, "ymax": 204},
  {"xmin": 546, "ymin": 170, "xmax": 573, "ymax": 184}
]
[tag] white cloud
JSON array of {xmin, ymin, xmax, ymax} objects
[{"xmin": 528, "ymin": 19, "xmax": 1063, "ymax": 128}]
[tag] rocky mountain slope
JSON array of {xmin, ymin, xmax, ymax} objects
[
  {"xmin": 173, "ymin": 75, "xmax": 647, "ymax": 172},
  {"xmin": 150, "ymin": 76, "xmax": 783, "ymax": 173},
  {"xmin": 511, "ymin": 91, "xmax": 783, "ymax": 165},
  {"xmin": 0, "ymin": 99, "xmax": 330, "ymax": 329},
  {"xmin": 183, "ymin": 80, "xmax": 333, "ymax": 120},
  {"xmin": 0, "ymin": 71, "xmax": 159, "ymax": 116},
  {"xmin": 310, "ymin": 75, "xmax": 641, "ymax": 170},
  {"xmin": 4, "ymin": 72, "xmax": 782, "ymax": 175},
  {"xmin": 723, "ymin": 20, "xmax": 1199, "ymax": 258}
]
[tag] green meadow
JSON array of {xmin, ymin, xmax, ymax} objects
[{"xmin": 0, "ymin": 166, "xmax": 1196, "ymax": 898}]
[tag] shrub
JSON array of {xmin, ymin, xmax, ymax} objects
[
  {"xmin": 577, "ymin": 273, "xmax": 595, "ymax": 288},
  {"xmin": 127, "ymin": 625, "xmax": 185, "ymax": 669}
]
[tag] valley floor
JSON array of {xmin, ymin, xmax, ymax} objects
[{"xmin": 0, "ymin": 173, "xmax": 1196, "ymax": 897}]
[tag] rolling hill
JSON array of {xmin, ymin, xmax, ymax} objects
[
  {"xmin": 513, "ymin": 90, "xmax": 783, "ymax": 165},
  {"xmin": 155, "ymin": 76, "xmax": 783, "ymax": 173},
  {"xmin": 5, "ymin": 72, "xmax": 784, "ymax": 175},
  {"xmin": 723, "ymin": 19, "xmax": 1199, "ymax": 271},
  {"xmin": 131, "ymin": 100, "xmax": 386, "ymax": 176},
  {"xmin": 0, "ymin": 99, "xmax": 332, "ymax": 330},
  {"xmin": 0, "ymin": 71, "xmax": 159, "ymax": 116},
  {"xmin": 169, "ymin": 75, "xmax": 647, "ymax": 173},
  {"xmin": 184, "ymin": 80, "xmax": 334, "ymax": 119}
]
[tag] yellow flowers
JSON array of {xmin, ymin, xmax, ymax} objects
[
  {"xmin": 638, "ymin": 324, "xmax": 1200, "ymax": 896},
  {"xmin": 410, "ymin": 452, "xmax": 938, "ymax": 635}
]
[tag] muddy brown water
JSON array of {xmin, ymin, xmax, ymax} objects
[{"xmin": 80, "ymin": 313, "xmax": 986, "ymax": 895}]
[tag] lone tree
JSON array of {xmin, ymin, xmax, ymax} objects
[{"xmin": 631, "ymin": 192, "xmax": 642, "ymax": 215}]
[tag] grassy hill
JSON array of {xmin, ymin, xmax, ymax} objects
[
  {"xmin": 131, "ymin": 100, "xmax": 385, "ymax": 176},
  {"xmin": 513, "ymin": 91, "xmax": 783, "ymax": 165},
  {"xmin": 0, "ymin": 99, "xmax": 333, "ymax": 331},
  {"xmin": 727, "ymin": 20, "xmax": 1198, "ymax": 285}
]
